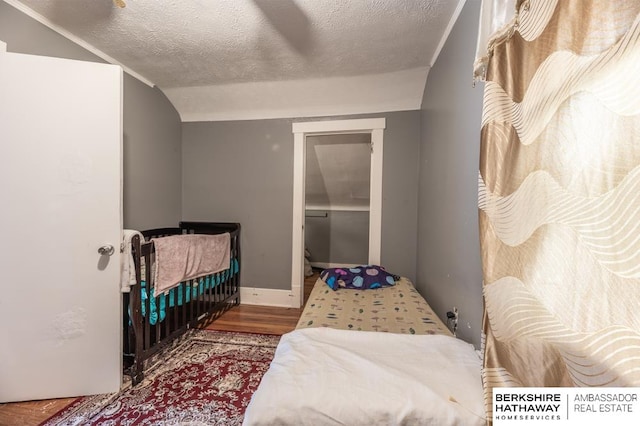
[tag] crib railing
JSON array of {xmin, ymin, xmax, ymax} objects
[{"xmin": 123, "ymin": 222, "xmax": 241, "ymax": 385}]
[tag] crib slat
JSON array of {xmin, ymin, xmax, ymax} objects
[
  {"xmin": 222, "ymin": 270, "xmax": 227, "ymax": 303},
  {"xmin": 215, "ymin": 272, "xmax": 221, "ymax": 304},
  {"xmin": 187, "ymin": 282, "xmax": 192, "ymax": 325},
  {"xmin": 198, "ymin": 278, "xmax": 204, "ymax": 320},
  {"xmin": 180, "ymin": 282, "xmax": 186, "ymax": 330},
  {"xmin": 144, "ymin": 252, "xmax": 152, "ymax": 356},
  {"xmin": 164, "ymin": 288, "xmax": 171, "ymax": 342},
  {"xmin": 205, "ymin": 276, "xmax": 211, "ymax": 316},
  {"xmin": 173, "ymin": 284, "xmax": 179, "ymax": 333},
  {"xmin": 155, "ymin": 305, "xmax": 161, "ymax": 345},
  {"xmin": 196, "ymin": 278, "xmax": 202, "ymax": 322},
  {"xmin": 205, "ymin": 278, "xmax": 210, "ymax": 317}
]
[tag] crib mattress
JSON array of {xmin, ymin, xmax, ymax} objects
[{"xmin": 296, "ymin": 277, "xmax": 451, "ymax": 335}]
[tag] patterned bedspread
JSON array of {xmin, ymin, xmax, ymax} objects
[{"xmin": 296, "ymin": 277, "xmax": 451, "ymax": 335}]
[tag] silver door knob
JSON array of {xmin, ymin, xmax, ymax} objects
[{"xmin": 98, "ymin": 245, "xmax": 115, "ymax": 256}]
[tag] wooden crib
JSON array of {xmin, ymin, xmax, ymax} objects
[{"xmin": 122, "ymin": 221, "xmax": 241, "ymax": 385}]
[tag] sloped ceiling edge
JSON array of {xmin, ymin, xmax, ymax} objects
[{"xmin": 163, "ymin": 67, "xmax": 430, "ymax": 122}]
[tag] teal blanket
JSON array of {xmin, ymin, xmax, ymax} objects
[{"xmin": 137, "ymin": 258, "xmax": 239, "ymax": 325}]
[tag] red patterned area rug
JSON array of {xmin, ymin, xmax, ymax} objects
[{"xmin": 41, "ymin": 330, "xmax": 280, "ymax": 426}]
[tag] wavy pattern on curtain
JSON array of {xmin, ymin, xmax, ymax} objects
[{"xmin": 479, "ymin": 0, "xmax": 640, "ymax": 419}]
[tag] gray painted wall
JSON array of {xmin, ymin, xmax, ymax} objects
[
  {"xmin": 417, "ymin": 0, "xmax": 484, "ymax": 347},
  {"xmin": 122, "ymin": 79, "xmax": 182, "ymax": 230},
  {"xmin": 182, "ymin": 111, "xmax": 420, "ymax": 290},
  {"xmin": 182, "ymin": 119, "xmax": 294, "ymax": 290},
  {"xmin": 0, "ymin": 1, "xmax": 182, "ymax": 230},
  {"xmin": 305, "ymin": 210, "xmax": 369, "ymax": 266}
]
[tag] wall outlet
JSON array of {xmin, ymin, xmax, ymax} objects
[
  {"xmin": 446, "ymin": 307, "xmax": 459, "ymax": 336},
  {"xmin": 453, "ymin": 306, "xmax": 459, "ymax": 329}
]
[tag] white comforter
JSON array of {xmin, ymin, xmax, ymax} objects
[{"xmin": 243, "ymin": 328, "xmax": 485, "ymax": 426}]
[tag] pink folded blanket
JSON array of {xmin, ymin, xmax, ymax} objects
[{"xmin": 152, "ymin": 233, "xmax": 231, "ymax": 295}]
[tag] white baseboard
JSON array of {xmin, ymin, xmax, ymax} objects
[
  {"xmin": 240, "ymin": 286, "xmax": 295, "ymax": 307},
  {"xmin": 310, "ymin": 262, "xmax": 360, "ymax": 269}
]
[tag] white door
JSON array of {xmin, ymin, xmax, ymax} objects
[{"xmin": 0, "ymin": 50, "xmax": 122, "ymax": 402}]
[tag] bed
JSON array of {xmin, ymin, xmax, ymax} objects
[
  {"xmin": 243, "ymin": 272, "xmax": 486, "ymax": 425},
  {"xmin": 297, "ymin": 276, "xmax": 452, "ymax": 335},
  {"xmin": 122, "ymin": 221, "xmax": 241, "ymax": 385}
]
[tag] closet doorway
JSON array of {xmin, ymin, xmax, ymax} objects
[
  {"xmin": 291, "ymin": 118, "xmax": 386, "ymax": 308},
  {"xmin": 305, "ymin": 133, "xmax": 371, "ymax": 270}
]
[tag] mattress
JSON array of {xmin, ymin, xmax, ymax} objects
[
  {"xmin": 296, "ymin": 277, "xmax": 451, "ymax": 335},
  {"xmin": 243, "ymin": 327, "xmax": 485, "ymax": 426}
]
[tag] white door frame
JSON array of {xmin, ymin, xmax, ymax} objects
[{"xmin": 291, "ymin": 118, "xmax": 386, "ymax": 308}]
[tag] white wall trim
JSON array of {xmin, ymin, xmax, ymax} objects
[
  {"xmin": 310, "ymin": 262, "xmax": 361, "ymax": 270},
  {"xmin": 291, "ymin": 131, "xmax": 306, "ymax": 308},
  {"xmin": 293, "ymin": 118, "xmax": 386, "ymax": 134},
  {"xmin": 292, "ymin": 118, "xmax": 385, "ymax": 308},
  {"xmin": 369, "ymin": 128, "xmax": 383, "ymax": 265},
  {"xmin": 430, "ymin": 0, "xmax": 467, "ymax": 67},
  {"xmin": 306, "ymin": 205, "xmax": 370, "ymax": 212},
  {"xmin": 3, "ymin": 0, "xmax": 155, "ymax": 88},
  {"xmin": 240, "ymin": 287, "xmax": 294, "ymax": 308}
]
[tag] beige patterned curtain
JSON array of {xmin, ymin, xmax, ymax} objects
[{"xmin": 479, "ymin": 0, "xmax": 640, "ymax": 417}]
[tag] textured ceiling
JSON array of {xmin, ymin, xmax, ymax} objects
[{"xmin": 6, "ymin": 0, "xmax": 465, "ymax": 121}]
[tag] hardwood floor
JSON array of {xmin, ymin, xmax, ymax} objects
[
  {"xmin": 0, "ymin": 398, "xmax": 76, "ymax": 426},
  {"xmin": 0, "ymin": 271, "xmax": 320, "ymax": 426},
  {"xmin": 208, "ymin": 271, "xmax": 316, "ymax": 335},
  {"xmin": 205, "ymin": 304, "xmax": 303, "ymax": 335}
]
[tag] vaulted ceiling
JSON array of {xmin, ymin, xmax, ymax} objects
[{"xmin": 6, "ymin": 0, "xmax": 465, "ymax": 121}]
